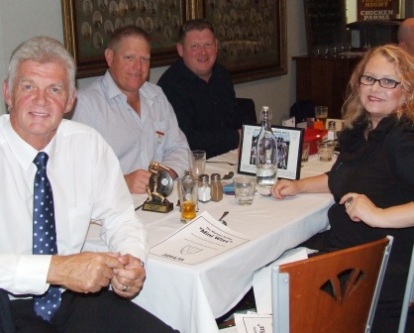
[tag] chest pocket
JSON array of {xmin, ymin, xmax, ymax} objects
[
  {"xmin": 61, "ymin": 205, "xmax": 93, "ymax": 252},
  {"xmin": 153, "ymin": 121, "xmax": 168, "ymax": 158}
]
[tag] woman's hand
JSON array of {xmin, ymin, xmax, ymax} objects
[
  {"xmin": 340, "ymin": 193, "xmax": 383, "ymax": 227},
  {"xmin": 271, "ymin": 179, "xmax": 299, "ymax": 199},
  {"xmin": 271, "ymin": 174, "xmax": 329, "ymax": 200}
]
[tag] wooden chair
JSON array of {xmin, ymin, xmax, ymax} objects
[
  {"xmin": 272, "ymin": 237, "xmax": 393, "ymax": 333},
  {"xmin": 398, "ymin": 244, "xmax": 414, "ymax": 333}
]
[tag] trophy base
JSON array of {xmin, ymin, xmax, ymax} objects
[{"xmin": 142, "ymin": 199, "xmax": 173, "ymax": 213}]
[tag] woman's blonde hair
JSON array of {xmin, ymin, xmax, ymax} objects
[{"xmin": 342, "ymin": 44, "xmax": 414, "ymax": 128}]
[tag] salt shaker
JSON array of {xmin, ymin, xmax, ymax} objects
[
  {"xmin": 327, "ymin": 121, "xmax": 337, "ymax": 141},
  {"xmin": 197, "ymin": 174, "xmax": 211, "ymax": 203},
  {"xmin": 210, "ymin": 173, "xmax": 223, "ymax": 202}
]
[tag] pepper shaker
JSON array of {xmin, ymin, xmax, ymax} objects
[{"xmin": 210, "ymin": 173, "xmax": 223, "ymax": 202}]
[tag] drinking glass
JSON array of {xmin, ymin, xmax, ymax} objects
[
  {"xmin": 315, "ymin": 106, "xmax": 328, "ymax": 128},
  {"xmin": 301, "ymin": 141, "xmax": 310, "ymax": 162},
  {"xmin": 233, "ymin": 176, "xmax": 256, "ymax": 205},
  {"xmin": 177, "ymin": 175, "xmax": 197, "ymax": 223},
  {"xmin": 189, "ymin": 150, "xmax": 206, "ymax": 177},
  {"xmin": 317, "ymin": 140, "xmax": 335, "ymax": 162}
]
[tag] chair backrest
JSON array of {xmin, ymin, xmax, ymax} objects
[
  {"xmin": 272, "ymin": 237, "xmax": 393, "ymax": 333},
  {"xmin": 398, "ymin": 243, "xmax": 414, "ymax": 333},
  {"xmin": 0, "ymin": 289, "xmax": 15, "ymax": 333},
  {"xmin": 235, "ymin": 98, "xmax": 257, "ymax": 125}
]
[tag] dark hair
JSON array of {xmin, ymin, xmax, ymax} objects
[
  {"xmin": 107, "ymin": 25, "xmax": 150, "ymax": 50},
  {"xmin": 178, "ymin": 19, "xmax": 215, "ymax": 43}
]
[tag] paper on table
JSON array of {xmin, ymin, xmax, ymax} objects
[
  {"xmin": 234, "ymin": 313, "xmax": 272, "ymax": 333},
  {"xmin": 150, "ymin": 211, "xmax": 250, "ymax": 265},
  {"xmin": 253, "ymin": 247, "xmax": 309, "ymax": 314}
]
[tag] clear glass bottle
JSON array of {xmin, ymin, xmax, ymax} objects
[
  {"xmin": 197, "ymin": 174, "xmax": 211, "ymax": 203},
  {"xmin": 210, "ymin": 173, "xmax": 223, "ymax": 202},
  {"xmin": 327, "ymin": 121, "xmax": 337, "ymax": 141},
  {"xmin": 179, "ymin": 170, "xmax": 198, "ymax": 221},
  {"xmin": 255, "ymin": 106, "xmax": 278, "ymax": 195},
  {"xmin": 327, "ymin": 120, "xmax": 339, "ymax": 150}
]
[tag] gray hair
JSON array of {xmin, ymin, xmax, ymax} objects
[{"xmin": 7, "ymin": 36, "xmax": 76, "ymax": 94}]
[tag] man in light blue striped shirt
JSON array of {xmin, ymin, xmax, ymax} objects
[{"xmin": 72, "ymin": 26, "xmax": 189, "ymax": 194}]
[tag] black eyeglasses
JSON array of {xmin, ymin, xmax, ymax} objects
[{"xmin": 359, "ymin": 75, "xmax": 401, "ymax": 89}]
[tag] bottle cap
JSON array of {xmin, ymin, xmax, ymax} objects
[
  {"xmin": 211, "ymin": 173, "xmax": 221, "ymax": 181},
  {"xmin": 198, "ymin": 174, "xmax": 209, "ymax": 182}
]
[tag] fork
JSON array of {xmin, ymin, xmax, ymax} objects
[
  {"xmin": 207, "ymin": 161, "xmax": 237, "ymax": 166},
  {"xmin": 218, "ymin": 211, "xmax": 229, "ymax": 226}
]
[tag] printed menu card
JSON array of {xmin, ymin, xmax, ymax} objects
[{"xmin": 150, "ymin": 211, "xmax": 250, "ymax": 265}]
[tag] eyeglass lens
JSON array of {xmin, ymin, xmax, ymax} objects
[{"xmin": 359, "ymin": 75, "xmax": 400, "ymax": 89}]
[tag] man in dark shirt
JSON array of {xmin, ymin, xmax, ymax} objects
[
  {"xmin": 158, "ymin": 19, "xmax": 242, "ymax": 158},
  {"xmin": 398, "ymin": 17, "xmax": 414, "ymax": 56}
]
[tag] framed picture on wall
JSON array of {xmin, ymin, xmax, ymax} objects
[
  {"xmin": 61, "ymin": 0, "xmax": 287, "ymax": 82},
  {"xmin": 61, "ymin": 0, "xmax": 194, "ymax": 78},
  {"xmin": 238, "ymin": 125, "xmax": 304, "ymax": 180},
  {"xmin": 201, "ymin": 0, "xmax": 287, "ymax": 83}
]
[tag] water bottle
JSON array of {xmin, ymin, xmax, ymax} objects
[{"xmin": 256, "ymin": 106, "xmax": 278, "ymax": 195}]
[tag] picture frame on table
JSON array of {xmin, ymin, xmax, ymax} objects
[
  {"xmin": 61, "ymin": 0, "xmax": 193, "ymax": 78},
  {"xmin": 238, "ymin": 125, "xmax": 304, "ymax": 180}
]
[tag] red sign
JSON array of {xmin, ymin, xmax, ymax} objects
[{"xmin": 357, "ymin": 0, "xmax": 399, "ymax": 21}]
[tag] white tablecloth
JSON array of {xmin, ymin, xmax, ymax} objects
[{"xmin": 85, "ymin": 150, "xmax": 335, "ymax": 333}]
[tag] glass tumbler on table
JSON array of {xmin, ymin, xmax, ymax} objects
[
  {"xmin": 301, "ymin": 141, "xmax": 310, "ymax": 162},
  {"xmin": 234, "ymin": 176, "xmax": 256, "ymax": 205},
  {"xmin": 317, "ymin": 140, "xmax": 335, "ymax": 162}
]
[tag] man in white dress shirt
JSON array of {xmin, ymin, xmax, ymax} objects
[
  {"xmin": 72, "ymin": 25, "xmax": 189, "ymax": 194},
  {"xmin": 0, "ymin": 36, "xmax": 178, "ymax": 332}
]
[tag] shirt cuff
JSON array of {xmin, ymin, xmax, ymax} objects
[{"xmin": 15, "ymin": 255, "xmax": 52, "ymax": 295}]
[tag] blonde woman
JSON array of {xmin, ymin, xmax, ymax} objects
[{"xmin": 272, "ymin": 44, "xmax": 414, "ymax": 332}]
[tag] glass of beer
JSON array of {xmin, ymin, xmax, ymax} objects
[
  {"xmin": 314, "ymin": 106, "xmax": 328, "ymax": 128},
  {"xmin": 181, "ymin": 200, "xmax": 196, "ymax": 220},
  {"xmin": 177, "ymin": 173, "xmax": 198, "ymax": 223},
  {"xmin": 189, "ymin": 150, "xmax": 206, "ymax": 177}
]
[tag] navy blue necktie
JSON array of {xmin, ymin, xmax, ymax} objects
[{"xmin": 32, "ymin": 152, "xmax": 61, "ymax": 321}]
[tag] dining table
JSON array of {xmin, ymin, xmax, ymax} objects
[{"xmin": 85, "ymin": 150, "xmax": 335, "ymax": 333}]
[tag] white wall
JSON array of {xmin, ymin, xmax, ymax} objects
[{"xmin": 0, "ymin": 0, "xmax": 309, "ymax": 125}]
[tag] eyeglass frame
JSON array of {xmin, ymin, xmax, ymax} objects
[{"xmin": 359, "ymin": 75, "xmax": 401, "ymax": 89}]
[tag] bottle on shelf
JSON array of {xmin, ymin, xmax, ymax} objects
[{"xmin": 255, "ymin": 106, "xmax": 278, "ymax": 195}]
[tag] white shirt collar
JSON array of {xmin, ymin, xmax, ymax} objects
[{"xmin": 3, "ymin": 115, "xmax": 56, "ymax": 171}]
